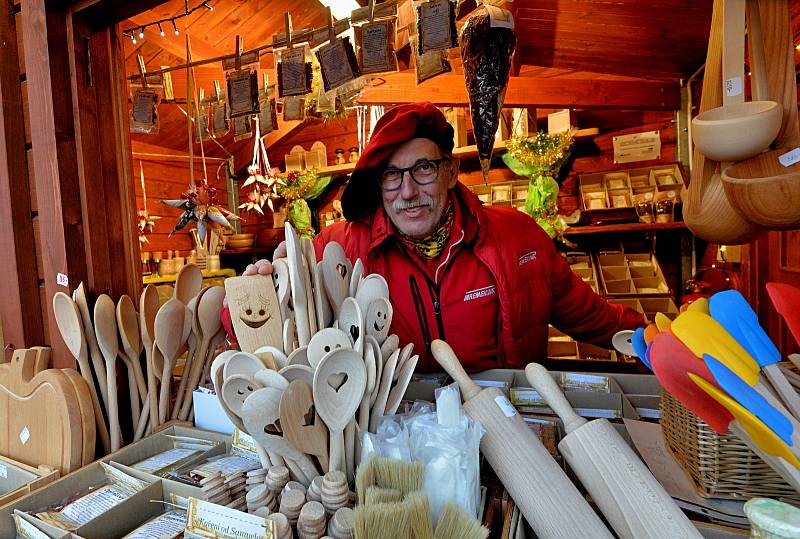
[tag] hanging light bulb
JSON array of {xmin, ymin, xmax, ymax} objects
[
  {"xmin": 172, "ymin": 19, "xmax": 180, "ymax": 35},
  {"xmin": 157, "ymin": 22, "xmax": 165, "ymax": 37},
  {"xmin": 138, "ymin": 28, "xmax": 145, "ymax": 39},
  {"xmin": 130, "ymin": 33, "xmax": 137, "ymax": 45}
]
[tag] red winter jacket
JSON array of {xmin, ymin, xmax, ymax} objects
[{"xmin": 315, "ymin": 182, "xmax": 644, "ymax": 373}]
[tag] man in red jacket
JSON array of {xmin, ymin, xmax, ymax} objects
[{"xmin": 244, "ymin": 102, "xmax": 643, "ymax": 372}]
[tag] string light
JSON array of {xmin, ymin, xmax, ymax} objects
[{"xmin": 122, "ymin": 1, "xmax": 214, "ymax": 43}]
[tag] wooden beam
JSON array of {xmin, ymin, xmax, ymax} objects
[
  {"xmin": 232, "ymin": 118, "xmax": 305, "ymax": 176},
  {"xmin": 21, "ymin": 0, "xmax": 87, "ymax": 367},
  {"xmin": 127, "ymin": 15, "xmax": 223, "ymax": 62},
  {"xmin": 356, "ymin": 73, "xmax": 681, "ymax": 110},
  {"xmin": 0, "ymin": 3, "xmax": 43, "ymax": 360}
]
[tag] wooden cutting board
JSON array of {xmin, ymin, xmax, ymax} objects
[{"xmin": 0, "ymin": 348, "xmax": 87, "ymax": 474}]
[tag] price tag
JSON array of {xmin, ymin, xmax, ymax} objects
[
  {"xmin": 725, "ymin": 76, "xmax": 743, "ymax": 97},
  {"xmin": 19, "ymin": 426, "xmax": 30, "ymax": 445},
  {"xmin": 185, "ymin": 497, "xmax": 274, "ymax": 539},
  {"xmin": 56, "ymin": 273, "xmax": 69, "ymax": 287},
  {"xmin": 778, "ymin": 148, "xmax": 800, "ymax": 168},
  {"xmin": 494, "ymin": 395, "xmax": 517, "ymax": 417}
]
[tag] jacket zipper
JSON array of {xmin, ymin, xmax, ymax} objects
[{"xmin": 427, "ymin": 278, "xmax": 446, "ymax": 343}]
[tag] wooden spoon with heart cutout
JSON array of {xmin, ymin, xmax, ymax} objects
[
  {"xmin": 313, "ymin": 349, "xmax": 366, "ymax": 473},
  {"xmin": 93, "ymin": 294, "xmax": 123, "ymax": 451},
  {"xmin": 321, "ymin": 242, "xmax": 351, "ymax": 316},
  {"xmin": 338, "ymin": 298, "xmax": 363, "ymax": 348},
  {"xmin": 52, "ymin": 292, "xmax": 111, "ymax": 453},
  {"xmin": 280, "ymin": 380, "xmax": 330, "ymax": 471}
]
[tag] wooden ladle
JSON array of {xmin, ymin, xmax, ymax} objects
[
  {"xmin": 93, "ymin": 294, "xmax": 123, "ymax": 451},
  {"xmin": 313, "ymin": 349, "xmax": 366, "ymax": 472},
  {"xmin": 52, "ymin": 292, "xmax": 111, "ymax": 452},
  {"xmin": 280, "ymin": 380, "xmax": 330, "ymax": 471}
]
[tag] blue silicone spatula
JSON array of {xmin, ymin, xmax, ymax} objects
[{"xmin": 709, "ymin": 290, "xmax": 800, "ymax": 420}]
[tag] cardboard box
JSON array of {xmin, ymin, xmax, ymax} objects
[
  {"xmin": 0, "ymin": 456, "xmax": 59, "ymax": 508},
  {"xmin": 193, "ymin": 390, "xmax": 237, "ymax": 435}
]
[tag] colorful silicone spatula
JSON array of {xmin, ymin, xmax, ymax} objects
[
  {"xmin": 767, "ymin": 282, "xmax": 800, "ymax": 347},
  {"xmin": 702, "ymin": 353, "xmax": 794, "ymax": 446},
  {"xmin": 648, "ymin": 332, "xmax": 732, "ymax": 433},
  {"xmin": 654, "ymin": 312, "xmax": 672, "ymax": 332},
  {"xmin": 687, "ymin": 297, "xmax": 710, "ymax": 314},
  {"xmin": 630, "ymin": 327, "xmax": 651, "ymax": 370},
  {"xmin": 689, "ymin": 373, "xmax": 800, "ymax": 471},
  {"xmin": 643, "ymin": 323, "xmax": 659, "ymax": 345},
  {"xmin": 710, "ymin": 290, "xmax": 800, "ymax": 419}
]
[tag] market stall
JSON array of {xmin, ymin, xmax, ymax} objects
[{"xmin": 1, "ymin": 0, "xmax": 800, "ymax": 537}]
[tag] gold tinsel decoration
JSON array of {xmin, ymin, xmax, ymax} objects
[
  {"xmin": 505, "ymin": 130, "xmax": 575, "ymax": 170},
  {"xmin": 275, "ymin": 168, "xmax": 319, "ymax": 201}
]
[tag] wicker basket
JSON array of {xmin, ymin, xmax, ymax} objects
[{"xmin": 660, "ymin": 391, "xmax": 800, "ymax": 504}]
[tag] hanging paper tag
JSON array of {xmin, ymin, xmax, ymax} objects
[
  {"xmin": 724, "ymin": 76, "xmax": 743, "ymax": 97},
  {"xmin": 278, "ymin": 47, "xmax": 311, "ymax": 97},
  {"xmin": 484, "ymin": 5, "xmax": 514, "ymax": 29},
  {"xmin": 778, "ymin": 148, "xmax": 800, "ymax": 168},
  {"xmin": 316, "ymin": 38, "xmax": 360, "ymax": 92},
  {"xmin": 184, "ymin": 497, "xmax": 274, "ymax": 539},
  {"xmin": 417, "ymin": 0, "xmax": 457, "ymax": 53}
]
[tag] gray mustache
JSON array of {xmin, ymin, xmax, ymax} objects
[{"xmin": 393, "ymin": 196, "xmax": 433, "ymax": 211}]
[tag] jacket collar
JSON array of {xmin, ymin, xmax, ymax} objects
[{"xmin": 365, "ymin": 182, "xmax": 484, "ymax": 253}]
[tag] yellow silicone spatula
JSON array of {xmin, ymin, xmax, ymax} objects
[
  {"xmin": 672, "ymin": 311, "xmax": 760, "ymax": 386},
  {"xmin": 689, "ymin": 373, "xmax": 800, "ymax": 470},
  {"xmin": 654, "ymin": 312, "xmax": 672, "ymax": 332},
  {"xmin": 686, "ymin": 297, "xmax": 710, "ymax": 314}
]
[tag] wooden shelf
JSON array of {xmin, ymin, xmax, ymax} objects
[
  {"xmin": 313, "ymin": 128, "xmax": 599, "ymax": 176},
  {"xmin": 563, "ymin": 221, "xmax": 687, "ymax": 236},
  {"xmin": 220, "ymin": 246, "xmax": 279, "ymax": 255}
]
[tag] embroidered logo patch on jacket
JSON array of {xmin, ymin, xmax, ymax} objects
[
  {"xmin": 464, "ymin": 285, "xmax": 497, "ymax": 302},
  {"xmin": 518, "ymin": 250, "xmax": 538, "ymax": 266}
]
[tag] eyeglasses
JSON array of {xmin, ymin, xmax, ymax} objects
[{"xmin": 380, "ymin": 158, "xmax": 448, "ymax": 191}]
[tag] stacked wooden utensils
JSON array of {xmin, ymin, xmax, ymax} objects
[
  {"xmin": 53, "ymin": 264, "xmax": 226, "ymax": 453},
  {"xmin": 215, "ymin": 222, "xmax": 418, "ymax": 485}
]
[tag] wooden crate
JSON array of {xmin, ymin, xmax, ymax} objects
[{"xmin": 0, "ymin": 455, "xmax": 59, "ymax": 508}]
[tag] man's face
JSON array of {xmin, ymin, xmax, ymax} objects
[{"xmin": 380, "ymin": 138, "xmax": 457, "ymax": 239}]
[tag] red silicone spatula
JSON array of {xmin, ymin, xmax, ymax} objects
[
  {"xmin": 648, "ymin": 332, "xmax": 733, "ymax": 433},
  {"xmin": 767, "ymin": 282, "xmax": 800, "ymax": 347}
]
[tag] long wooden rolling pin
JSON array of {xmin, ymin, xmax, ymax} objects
[
  {"xmin": 525, "ymin": 363, "xmax": 702, "ymax": 539},
  {"xmin": 431, "ymin": 340, "xmax": 612, "ymax": 539}
]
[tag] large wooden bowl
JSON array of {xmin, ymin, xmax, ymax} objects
[
  {"xmin": 692, "ymin": 101, "xmax": 782, "ymax": 162},
  {"xmin": 722, "ymin": 149, "xmax": 800, "ymax": 229}
]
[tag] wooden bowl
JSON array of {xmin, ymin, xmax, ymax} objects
[
  {"xmin": 692, "ymin": 101, "xmax": 782, "ymax": 162},
  {"xmin": 226, "ymin": 237, "xmax": 255, "ymax": 249},
  {"xmin": 227, "ymin": 233, "xmax": 255, "ymax": 242},
  {"xmin": 722, "ymin": 149, "xmax": 800, "ymax": 229}
]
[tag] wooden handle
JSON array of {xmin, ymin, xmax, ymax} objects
[
  {"xmin": 344, "ymin": 419, "xmax": 356, "ymax": 483},
  {"xmin": 147, "ymin": 342, "xmax": 160, "ymax": 431},
  {"xmin": 746, "ymin": 0, "xmax": 768, "ymax": 100},
  {"xmin": 721, "ymin": 0, "xmax": 745, "ymax": 106},
  {"xmin": 330, "ymin": 429, "xmax": 345, "ymax": 474},
  {"xmin": 106, "ymin": 356, "xmax": 121, "ymax": 452},
  {"xmin": 525, "ymin": 363, "xmax": 587, "ymax": 434},
  {"xmin": 431, "ymin": 340, "xmax": 481, "ymax": 400}
]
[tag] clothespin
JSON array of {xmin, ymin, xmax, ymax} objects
[
  {"xmin": 285, "ymin": 12, "xmax": 293, "ymax": 49},
  {"xmin": 326, "ymin": 7, "xmax": 335, "ymax": 45},
  {"xmin": 234, "ymin": 35, "xmax": 243, "ymax": 71},
  {"xmin": 368, "ymin": 0, "xmax": 375, "ymax": 22},
  {"xmin": 136, "ymin": 54, "xmax": 148, "ymax": 88}
]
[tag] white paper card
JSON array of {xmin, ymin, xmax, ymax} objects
[
  {"xmin": 484, "ymin": 5, "xmax": 515, "ymax": 29},
  {"xmin": 184, "ymin": 497, "xmax": 274, "ymax": 539},
  {"xmin": 724, "ymin": 76, "xmax": 743, "ymax": 97},
  {"xmin": 19, "ymin": 426, "xmax": 30, "ymax": 445},
  {"xmin": 133, "ymin": 448, "xmax": 200, "ymax": 474},
  {"xmin": 494, "ymin": 395, "xmax": 517, "ymax": 417},
  {"xmin": 779, "ymin": 147, "xmax": 800, "ymax": 168},
  {"xmin": 122, "ymin": 510, "xmax": 186, "ymax": 539}
]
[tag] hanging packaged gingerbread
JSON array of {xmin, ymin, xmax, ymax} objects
[
  {"xmin": 223, "ymin": 40, "xmax": 260, "ymax": 119},
  {"xmin": 414, "ymin": 0, "xmax": 457, "ymax": 54},
  {"xmin": 129, "ymin": 56, "xmax": 164, "ymax": 134},
  {"xmin": 258, "ymin": 73, "xmax": 278, "ymax": 135},
  {"xmin": 314, "ymin": 9, "xmax": 360, "ymax": 92},
  {"xmin": 209, "ymin": 81, "xmax": 230, "ymax": 139},
  {"xmin": 411, "ymin": 34, "xmax": 451, "ymax": 84},
  {"xmin": 460, "ymin": 4, "xmax": 516, "ymax": 182},
  {"xmin": 276, "ymin": 14, "xmax": 314, "ymax": 97},
  {"xmin": 354, "ymin": 1, "xmax": 399, "ymax": 75},
  {"xmin": 195, "ymin": 88, "xmax": 211, "ymax": 142}
]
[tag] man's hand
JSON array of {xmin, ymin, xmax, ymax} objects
[{"xmin": 241, "ymin": 241, "xmax": 287, "ymax": 276}]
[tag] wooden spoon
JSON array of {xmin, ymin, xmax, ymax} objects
[
  {"xmin": 210, "ymin": 352, "xmax": 247, "ymax": 432},
  {"xmin": 154, "ymin": 298, "xmax": 187, "ymax": 425},
  {"xmin": 307, "ymin": 328, "xmax": 352, "ymax": 370},
  {"xmin": 139, "ymin": 284, "xmax": 160, "ymax": 434},
  {"xmin": 73, "ymin": 282, "xmax": 108, "ymax": 410},
  {"xmin": 350, "ymin": 259, "xmax": 364, "ymax": 298},
  {"xmin": 301, "ymin": 237, "xmax": 319, "ymax": 336},
  {"xmin": 369, "ymin": 348, "xmax": 399, "ymax": 432},
  {"xmin": 384, "ymin": 355, "xmax": 418, "ymax": 416},
  {"xmin": 242, "ymin": 387, "xmax": 317, "ymax": 484},
  {"xmin": 314, "ymin": 261, "xmax": 333, "ymax": 330},
  {"xmin": 254, "ymin": 369, "xmax": 290, "ymax": 390},
  {"xmin": 380, "ymin": 334, "xmax": 399, "ymax": 364},
  {"xmin": 365, "ymin": 298, "xmax": 392, "ymax": 345},
  {"xmin": 256, "ymin": 345, "xmax": 289, "ymax": 369},
  {"xmin": 365, "ymin": 335, "xmax": 384, "ymax": 408},
  {"xmin": 338, "ymin": 298, "xmax": 363, "ymax": 347},
  {"xmin": 178, "ymin": 286, "xmax": 226, "ymax": 420},
  {"xmin": 279, "ymin": 364, "xmax": 315, "ymax": 386},
  {"xmin": 355, "ymin": 274, "xmax": 389, "ymax": 316},
  {"xmin": 52, "ymin": 292, "xmax": 111, "ymax": 453},
  {"xmin": 116, "ymin": 295, "xmax": 148, "ymax": 424},
  {"xmin": 285, "ymin": 223, "xmax": 312, "ymax": 347},
  {"xmin": 357, "ymin": 342, "xmax": 378, "ymax": 433},
  {"xmin": 173, "ymin": 263, "xmax": 203, "ymax": 305},
  {"xmin": 93, "ymin": 293, "xmax": 123, "ymax": 451},
  {"xmin": 223, "ymin": 352, "xmax": 269, "ymax": 380},
  {"xmin": 283, "ymin": 317, "xmax": 297, "ymax": 355},
  {"xmin": 221, "ymin": 374, "xmax": 264, "ymax": 417},
  {"xmin": 321, "ymin": 242, "xmax": 352, "ymax": 316},
  {"xmin": 272, "ymin": 258, "xmax": 292, "ymax": 323},
  {"xmin": 313, "ymin": 349, "xmax": 366, "ymax": 472},
  {"xmin": 286, "ymin": 346, "xmax": 310, "ymax": 367},
  {"xmin": 280, "ymin": 380, "xmax": 330, "ymax": 471},
  {"xmin": 172, "ymin": 288, "xmax": 207, "ymax": 419},
  {"xmin": 395, "ymin": 343, "xmax": 415, "ymax": 382}
]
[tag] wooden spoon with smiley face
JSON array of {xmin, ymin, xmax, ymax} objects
[
  {"xmin": 221, "ymin": 374, "xmax": 264, "ymax": 417},
  {"xmin": 307, "ymin": 328, "xmax": 352, "ymax": 370},
  {"xmin": 224, "ymin": 275, "xmax": 282, "ymax": 353},
  {"xmin": 365, "ymin": 298, "xmax": 392, "ymax": 345}
]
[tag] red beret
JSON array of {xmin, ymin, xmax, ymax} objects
[{"xmin": 341, "ymin": 102, "xmax": 454, "ymax": 221}]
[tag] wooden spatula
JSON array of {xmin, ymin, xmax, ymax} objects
[
  {"xmin": 369, "ymin": 348, "xmax": 399, "ymax": 432},
  {"xmin": 285, "ymin": 223, "xmax": 313, "ymax": 346},
  {"xmin": 52, "ymin": 292, "xmax": 111, "ymax": 453},
  {"xmin": 313, "ymin": 349, "xmax": 366, "ymax": 473},
  {"xmin": 384, "ymin": 354, "xmax": 418, "ymax": 416},
  {"xmin": 225, "ymin": 276, "xmax": 282, "ymax": 353},
  {"xmin": 321, "ymin": 242, "xmax": 352, "ymax": 316},
  {"xmin": 93, "ymin": 294, "xmax": 123, "ymax": 451},
  {"xmin": 280, "ymin": 380, "xmax": 330, "ymax": 471}
]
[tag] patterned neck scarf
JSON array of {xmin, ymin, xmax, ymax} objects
[{"xmin": 398, "ymin": 202, "xmax": 455, "ymax": 259}]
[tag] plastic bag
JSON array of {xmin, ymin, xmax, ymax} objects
[{"xmin": 360, "ymin": 414, "xmax": 413, "ymax": 462}]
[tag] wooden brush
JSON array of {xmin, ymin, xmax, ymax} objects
[
  {"xmin": 354, "ymin": 502, "xmax": 411, "ymax": 539},
  {"xmin": 365, "ymin": 486, "xmax": 403, "ymax": 505},
  {"xmin": 406, "ymin": 491, "xmax": 435, "ymax": 539},
  {"xmin": 433, "ymin": 503, "xmax": 489, "ymax": 539}
]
